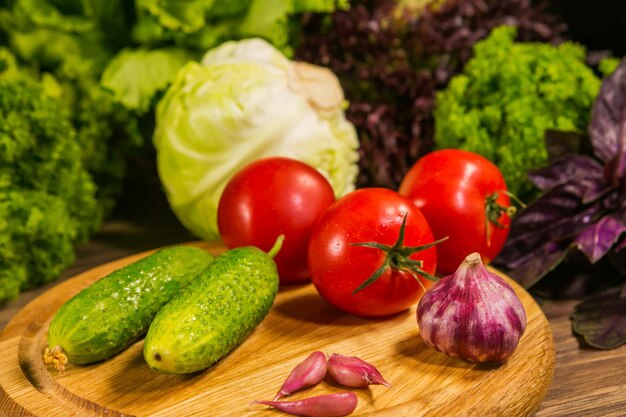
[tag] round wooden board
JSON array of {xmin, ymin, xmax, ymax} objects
[{"xmin": 0, "ymin": 242, "xmax": 555, "ymax": 417}]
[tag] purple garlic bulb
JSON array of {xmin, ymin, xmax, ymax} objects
[
  {"xmin": 327, "ymin": 354, "xmax": 390, "ymax": 388},
  {"xmin": 417, "ymin": 252, "xmax": 527, "ymax": 362}
]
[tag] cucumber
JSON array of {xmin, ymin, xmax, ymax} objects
[
  {"xmin": 45, "ymin": 246, "xmax": 213, "ymax": 369},
  {"xmin": 143, "ymin": 244, "xmax": 280, "ymax": 374}
]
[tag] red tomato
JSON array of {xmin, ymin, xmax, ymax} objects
[
  {"xmin": 308, "ymin": 188, "xmax": 438, "ymax": 317},
  {"xmin": 218, "ymin": 157, "xmax": 335, "ymax": 284},
  {"xmin": 398, "ymin": 149, "xmax": 512, "ymax": 275}
]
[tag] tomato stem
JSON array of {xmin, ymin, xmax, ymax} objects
[
  {"xmin": 268, "ymin": 235, "xmax": 285, "ymax": 259},
  {"xmin": 484, "ymin": 191, "xmax": 524, "ymax": 247},
  {"xmin": 350, "ymin": 214, "xmax": 445, "ymax": 294}
]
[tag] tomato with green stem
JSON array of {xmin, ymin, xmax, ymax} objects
[
  {"xmin": 398, "ymin": 149, "xmax": 520, "ymax": 275},
  {"xmin": 308, "ymin": 188, "xmax": 442, "ymax": 317}
]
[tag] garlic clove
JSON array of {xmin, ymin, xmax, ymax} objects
[
  {"xmin": 252, "ymin": 392, "xmax": 358, "ymax": 417},
  {"xmin": 416, "ymin": 252, "xmax": 527, "ymax": 362},
  {"xmin": 274, "ymin": 351, "xmax": 328, "ymax": 401},
  {"xmin": 327, "ymin": 354, "xmax": 390, "ymax": 388}
]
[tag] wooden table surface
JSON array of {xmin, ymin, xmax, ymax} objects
[{"xmin": 1, "ymin": 182, "xmax": 625, "ymax": 417}]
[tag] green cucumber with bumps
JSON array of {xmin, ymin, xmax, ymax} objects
[
  {"xmin": 143, "ymin": 238, "xmax": 282, "ymax": 374},
  {"xmin": 44, "ymin": 246, "xmax": 214, "ymax": 370}
]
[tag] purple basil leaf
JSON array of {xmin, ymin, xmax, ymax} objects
[
  {"xmin": 571, "ymin": 284, "xmax": 626, "ymax": 349},
  {"xmin": 494, "ymin": 181, "xmax": 605, "ymax": 287},
  {"xmin": 607, "ymin": 207, "xmax": 626, "ymax": 273},
  {"xmin": 609, "ymin": 243, "xmax": 626, "ymax": 274},
  {"xmin": 498, "ymin": 240, "xmax": 571, "ymax": 289},
  {"xmin": 574, "ymin": 216, "xmax": 626, "ymax": 264},
  {"xmin": 602, "ymin": 189, "xmax": 622, "ymax": 210},
  {"xmin": 544, "ymin": 130, "xmax": 594, "ymax": 163},
  {"xmin": 532, "ymin": 254, "xmax": 624, "ymax": 300},
  {"xmin": 528, "ymin": 154, "xmax": 604, "ymax": 192},
  {"xmin": 501, "ymin": 182, "xmax": 603, "ymax": 239},
  {"xmin": 588, "ymin": 58, "xmax": 626, "ymax": 181}
]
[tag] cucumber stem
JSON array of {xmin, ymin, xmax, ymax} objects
[
  {"xmin": 268, "ymin": 235, "xmax": 285, "ymax": 259},
  {"xmin": 43, "ymin": 346, "xmax": 68, "ymax": 373}
]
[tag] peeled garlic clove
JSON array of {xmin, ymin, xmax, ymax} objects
[
  {"xmin": 252, "ymin": 392, "xmax": 358, "ymax": 417},
  {"xmin": 327, "ymin": 354, "xmax": 390, "ymax": 388},
  {"xmin": 417, "ymin": 252, "xmax": 527, "ymax": 362},
  {"xmin": 274, "ymin": 351, "xmax": 328, "ymax": 401}
]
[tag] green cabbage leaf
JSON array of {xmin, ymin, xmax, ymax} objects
[{"xmin": 101, "ymin": 48, "xmax": 195, "ymax": 114}]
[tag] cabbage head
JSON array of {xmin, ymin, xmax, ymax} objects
[{"xmin": 154, "ymin": 38, "xmax": 359, "ymax": 241}]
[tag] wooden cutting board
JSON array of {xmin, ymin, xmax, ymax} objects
[{"xmin": 0, "ymin": 242, "xmax": 554, "ymax": 417}]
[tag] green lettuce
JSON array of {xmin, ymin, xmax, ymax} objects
[
  {"xmin": 101, "ymin": 48, "xmax": 195, "ymax": 113},
  {"xmin": 0, "ymin": 59, "xmax": 101, "ymax": 301},
  {"xmin": 0, "ymin": 0, "xmax": 139, "ymax": 214},
  {"xmin": 133, "ymin": 0, "xmax": 348, "ymax": 56}
]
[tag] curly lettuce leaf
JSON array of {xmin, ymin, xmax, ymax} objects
[
  {"xmin": 0, "ymin": 69, "xmax": 98, "ymax": 301},
  {"xmin": 0, "ymin": 190, "xmax": 77, "ymax": 299}
]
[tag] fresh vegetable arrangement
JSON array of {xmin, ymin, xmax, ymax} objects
[
  {"xmin": 494, "ymin": 59, "xmax": 626, "ymax": 349},
  {"xmin": 434, "ymin": 25, "xmax": 602, "ymax": 199},
  {"xmin": 9, "ymin": 0, "xmax": 626, "ymax": 414},
  {"xmin": 0, "ymin": 0, "xmax": 348, "ymax": 299},
  {"xmin": 154, "ymin": 38, "xmax": 359, "ymax": 242},
  {"xmin": 296, "ymin": 0, "xmax": 567, "ymax": 190}
]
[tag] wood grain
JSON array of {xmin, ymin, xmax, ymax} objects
[{"xmin": 0, "ymin": 243, "xmax": 555, "ymax": 417}]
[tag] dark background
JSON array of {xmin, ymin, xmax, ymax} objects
[{"xmin": 552, "ymin": 0, "xmax": 626, "ymax": 56}]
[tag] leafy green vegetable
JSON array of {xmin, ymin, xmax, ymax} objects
[
  {"xmin": 101, "ymin": 48, "xmax": 195, "ymax": 114},
  {"xmin": 55, "ymin": 63, "xmax": 142, "ymax": 215},
  {"xmin": 434, "ymin": 25, "xmax": 601, "ymax": 198},
  {"xmin": 0, "ymin": 0, "xmax": 348, "ymax": 217},
  {"xmin": 0, "ymin": 0, "xmax": 348, "ymax": 300},
  {"xmin": 0, "ymin": 0, "xmax": 139, "ymax": 215},
  {"xmin": 0, "ymin": 58, "xmax": 101, "ymax": 302},
  {"xmin": 133, "ymin": 0, "xmax": 347, "ymax": 56},
  {"xmin": 154, "ymin": 38, "xmax": 359, "ymax": 241},
  {"xmin": 0, "ymin": 190, "xmax": 76, "ymax": 300}
]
